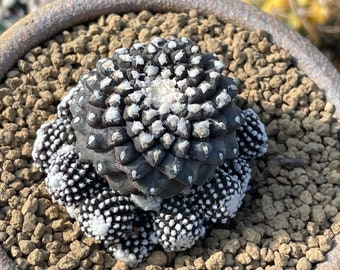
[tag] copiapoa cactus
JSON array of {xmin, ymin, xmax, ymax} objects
[{"xmin": 32, "ymin": 36, "xmax": 268, "ymax": 266}]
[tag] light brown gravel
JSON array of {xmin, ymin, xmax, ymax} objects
[{"xmin": 0, "ymin": 9, "xmax": 339, "ymax": 270}]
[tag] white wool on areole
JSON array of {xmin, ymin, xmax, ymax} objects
[
  {"xmin": 73, "ymin": 116, "xmax": 80, "ymax": 123},
  {"xmin": 215, "ymin": 90, "xmax": 231, "ymax": 109},
  {"xmin": 202, "ymin": 145, "xmax": 210, "ymax": 156},
  {"xmin": 107, "ymin": 93, "xmax": 121, "ymax": 106},
  {"xmin": 158, "ymin": 52, "xmax": 168, "ymax": 65},
  {"xmin": 180, "ymin": 37, "xmax": 189, "ymax": 43},
  {"xmin": 185, "ymin": 87, "xmax": 196, "ymax": 97},
  {"xmin": 160, "ymin": 67, "xmax": 172, "ymax": 79},
  {"xmin": 113, "ymin": 70, "xmax": 124, "ymax": 79},
  {"xmin": 87, "ymin": 112, "xmax": 96, "ymax": 122},
  {"xmin": 143, "ymin": 108, "xmax": 158, "ymax": 121},
  {"xmin": 213, "ymin": 60, "xmax": 224, "ymax": 70},
  {"xmin": 235, "ymin": 115, "xmax": 241, "ymax": 124},
  {"xmin": 131, "ymin": 121, "xmax": 144, "ymax": 134},
  {"xmin": 120, "ymin": 151, "xmax": 126, "ymax": 161},
  {"xmin": 113, "ymin": 249, "xmax": 139, "ymax": 267},
  {"xmin": 201, "ymin": 102, "xmax": 215, "ymax": 114},
  {"xmin": 131, "ymin": 42, "xmax": 145, "ymax": 50},
  {"xmin": 100, "ymin": 58, "xmax": 115, "ymax": 72},
  {"xmin": 150, "ymin": 120, "xmax": 165, "ymax": 135},
  {"xmin": 130, "ymin": 194, "xmax": 162, "ymax": 211},
  {"xmin": 209, "ymin": 71, "xmax": 220, "ymax": 79},
  {"xmin": 104, "ymin": 107, "xmax": 122, "ymax": 123},
  {"xmin": 151, "ymin": 36, "xmax": 163, "ymax": 46},
  {"xmin": 176, "ymin": 78, "xmax": 188, "ymax": 90},
  {"xmin": 147, "ymin": 44, "xmax": 157, "ymax": 53},
  {"xmin": 167, "ymin": 40, "xmax": 177, "ymax": 49},
  {"xmin": 130, "ymin": 70, "xmax": 140, "ymax": 80},
  {"xmin": 138, "ymin": 132, "xmax": 154, "ymax": 148},
  {"xmin": 174, "ymin": 50, "xmax": 185, "ymax": 61},
  {"xmin": 187, "ymin": 104, "xmax": 201, "ymax": 113},
  {"xmin": 187, "ymin": 67, "xmax": 200, "ymax": 78},
  {"xmin": 198, "ymin": 81, "xmax": 211, "ymax": 94},
  {"xmin": 87, "ymin": 74, "xmax": 98, "ymax": 84},
  {"xmin": 161, "ymin": 133, "xmax": 175, "ymax": 146},
  {"xmin": 166, "ymin": 114, "xmax": 180, "ymax": 127},
  {"xmin": 190, "ymin": 55, "xmax": 201, "ymax": 65},
  {"xmin": 145, "ymin": 65, "xmax": 159, "ymax": 76},
  {"xmin": 117, "ymin": 80, "xmax": 132, "ymax": 91},
  {"xmin": 88, "ymin": 135, "xmax": 96, "ymax": 146},
  {"xmin": 191, "ymin": 45, "xmax": 199, "ymax": 53},
  {"xmin": 175, "ymin": 64, "xmax": 186, "ymax": 76},
  {"xmin": 115, "ymin": 47, "xmax": 129, "ymax": 55},
  {"xmin": 111, "ymin": 131, "xmax": 123, "ymax": 142},
  {"xmin": 148, "ymin": 76, "xmax": 182, "ymax": 107},
  {"xmin": 100, "ymin": 77, "xmax": 113, "ymax": 89},
  {"xmin": 46, "ymin": 171, "xmax": 63, "ymax": 189},
  {"xmin": 186, "ymin": 175, "xmax": 193, "ymax": 184},
  {"xmin": 126, "ymin": 103, "xmax": 140, "ymax": 117},
  {"xmin": 152, "ymin": 149, "xmax": 162, "ymax": 162},
  {"xmin": 158, "ymin": 101, "xmax": 172, "ymax": 115},
  {"xmin": 119, "ymin": 54, "xmax": 133, "ymax": 62},
  {"xmin": 228, "ymin": 81, "xmax": 238, "ymax": 91},
  {"xmin": 193, "ymin": 120, "xmax": 210, "ymax": 138},
  {"xmin": 134, "ymin": 55, "xmax": 145, "ymax": 65},
  {"xmin": 89, "ymin": 214, "xmax": 111, "ymax": 238},
  {"xmin": 177, "ymin": 118, "xmax": 189, "ymax": 136},
  {"xmin": 128, "ymin": 90, "xmax": 143, "ymax": 103}
]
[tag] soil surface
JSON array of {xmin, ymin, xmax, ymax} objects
[{"xmin": 0, "ymin": 10, "xmax": 339, "ymax": 270}]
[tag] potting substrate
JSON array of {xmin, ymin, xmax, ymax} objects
[{"xmin": 0, "ymin": 11, "xmax": 339, "ymax": 270}]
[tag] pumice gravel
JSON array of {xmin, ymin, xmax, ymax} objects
[{"xmin": 0, "ymin": 10, "xmax": 339, "ymax": 270}]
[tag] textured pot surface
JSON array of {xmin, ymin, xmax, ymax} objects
[{"xmin": 0, "ymin": 0, "xmax": 339, "ymax": 269}]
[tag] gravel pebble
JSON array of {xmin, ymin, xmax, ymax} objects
[
  {"xmin": 272, "ymin": 230, "xmax": 291, "ymax": 244},
  {"xmin": 331, "ymin": 220, "xmax": 340, "ymax": 235},
  {"xmin": 222, "ymin": 239, "xmax": 241, "ymax": 254},
  {"xmin": 235, "ymin": 252, "xmax": 252, "ymax": 265},
  {"xmin": 70, "ymin": 240, "xmax": 90, "ymax": 260},
  {"xmin": 26, "ymin": 248, "xmax": 48, "ymax": 266},
  {"xmin": 18, "ymin": 240, "xmax": 36, "ymax": 255},
  {"xmin": 296, "ymin": 257, "xmax": 312, "ymax": 270},
  {"xmin": 56, "ymin": 252, "xmax": 79, "ymax": 269},
  {"xmin": 245, "ymin": 242, "xmax": 260, "ymax": 260},
  {"xmin": 312, "ymin": 205, "xmax": 327, "ymax": 226},
  {"xmin": 305, "ymin": 247, "xmax": 325, "ymax": 263},
  {"xmin": 205, "ymin": 251, "xmax": 225, "ymax": 270},
  {"xmin": 147, "ymin": 251, "xmax": 168, "ymax": 266}
]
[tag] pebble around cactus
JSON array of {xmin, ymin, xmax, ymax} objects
[{"xmin": 32, "ymin": 36, "xmax": 268, "ymax": 266}]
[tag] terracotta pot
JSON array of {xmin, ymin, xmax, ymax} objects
[{"xmin": 0, "ymin": 0, "xmax": 339, "ymax": 269}]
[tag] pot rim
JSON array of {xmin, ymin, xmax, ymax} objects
[{"xmin": 0, "ymin": 0, "xmax": 339, "ymax": 269}]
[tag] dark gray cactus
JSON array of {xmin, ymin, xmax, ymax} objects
[
  {"xmin": 104, "ymin": 211, "xmax": 155, "ymax": 267},
  {"xmin": 32, "ymin": 36, "xmax": 269, "ymax": 266},
  {"xmin": 192, "ymin": 157, "xmax": 251, "ymax": 223},
  {"xmin": 152, "ymin": 194, "xmax": 206, "ymax": 252},
  {"xmin": 68, "ymin": 37, "xmax": 245, "ymax": 198},
  {"xmin": 77, "ymin": 189, "xmax": 135, "ymax": 241},
  {"xmin": 236, "ymin": 108, "xmax": 268, "ymax": 159},
  {"xmin": 45, "ymin": 144, "xmax": 108, "ymax": 206},
  {"xmin": 32, "ymin": 118, "xmax": 75, "ymax": 173}
]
